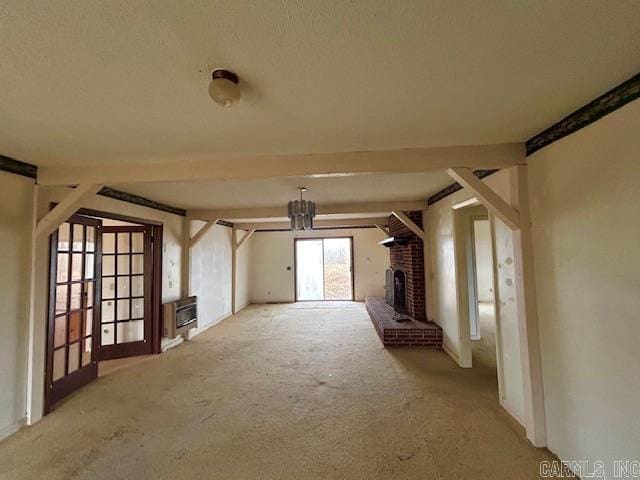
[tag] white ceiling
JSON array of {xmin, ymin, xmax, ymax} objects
[
  {"xmin": 111, "ymin": 171, "xmax": 451, "ymax": 210},
  {"xmin": 2, "ymin": 1, "xmax": 640, "ymax": 168},
  {"xmin": 1, "ymin": 1, "xmax": 639, "ymax": 210}
]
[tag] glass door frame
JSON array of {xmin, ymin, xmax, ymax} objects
[
  {"xmin": 45, "ymin": 214, "xmax": 102, "ymax": 412},
  {"xmin": 72, "ymin": 208, "xmax": 164, "ymax": 359},
  {"xmin": 44, "ymin": 206, "xmax": 164, "ymax": 413},
  {"xmin": 94, "ymin": 224, "xmax": 153, "ymax": 360},
  {"xmin": 293, "ymin": 236, "xmax": 355, "ymax": 302}
]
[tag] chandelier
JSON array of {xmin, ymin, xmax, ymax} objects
[{"xmin": 287, "ymin": 187, "xmax": 316, "ymax": 230}]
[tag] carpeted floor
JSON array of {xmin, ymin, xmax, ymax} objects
[{"xmin": 0, "ymin": 302, "xmax": 555, "ymax": 479}]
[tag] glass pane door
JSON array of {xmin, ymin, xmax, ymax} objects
[
  {"xmin": 96, "ymin": 225, "xmax": 152, "ymax": 360},
  {"xmin": 295, "ymin": 238, "xmax": 354, "ymax": 301},
  {"xmin": 296, "ymin": 239, "xmax": 324, "ymax": 300},
  {"xmin": 323, "ymin": 238, "xmax": 353, "ymax": 300},
  {"xmin": 46, "ymin": 215, "xmax": 101, "ymax": 411}
]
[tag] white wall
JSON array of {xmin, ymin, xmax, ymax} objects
[
  {"xmin": 424, "ymin": 170, "xmax": 524, "ymax": 423},
  {"xmin": 473, "ymin": 219, "xmax": 493, "ymax": 302},
  {"xmin": 0, "ymin": 172, "xmax": 34, "ymax": 440},
  {"xmin": 250, "ymin": 228, "xmax": 388, "ymax": 303},
  {"xmin": 189, "ymin": 222, "xmax": 232, "ymax": 331},
  {"xmin": 528, "ymin": 100, "xmax": 640, "ymax": 474}
]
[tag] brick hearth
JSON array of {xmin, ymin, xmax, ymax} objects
[{"xmin": 365, "ymin": 298, "xmax": 442, "ymax": 348}]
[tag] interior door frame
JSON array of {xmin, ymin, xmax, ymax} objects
[
  {"xmin": 48, "ymin": 205, "xmax": 164, "ymax": 356},
  {"xmin": 45, "ymin": 214, "xmax": 102, "ymax": 413},
  {"xmin": 75, "ymin": 208, "xmax": 164, "ymax": 356},
  {"xmin": 95, "ymin": 224, "xmax": 154, "ymax": 360},
  {"xmin": 293, "ymin": 236, "xmax": 355, "ymax": 302}
]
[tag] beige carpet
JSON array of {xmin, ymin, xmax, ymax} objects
[{"xmin": 0, "ymin": 303, "xmax": 555, "ymax": 479}]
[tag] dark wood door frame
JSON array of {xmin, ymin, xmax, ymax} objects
[
  {"xmin": 45, "ymin": 214, "xmax": 102, "ymax": 413},
  {"xmin": 293, "ymin": 236, "xmax": 355, "ymax": 302},
  {"xmin": 74, "ymin": 208, "xmax": 164, "ymax": 355},
  {"xmin": 94, "ymin": 225, "xmax": 153, "ymax": 360},
  {"xmin": 48, "ymin": 205, "xmax": 164, "ymax": 355}
]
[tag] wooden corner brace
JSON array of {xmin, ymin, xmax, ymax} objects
[
  {"xmin": 391, "ymin": 211, "xmax": 425, "ymax": 240},
  {"xmin": 446, "ymin": 168, "xmax": 521, "ymax": 230},
  {"xmin": 36, "ymin": 184, "xmax": 103, "ymax": 238},
  {"xmin": 189, "ymin": 219, "xmax": 219, "ymax": 248}
]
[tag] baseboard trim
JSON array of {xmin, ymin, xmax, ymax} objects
[
  {"xmin": 442, "ymin": 341, "xmax": 463, "ymax": 366},
  {"xmin": 161, "ymin": 335, "xmax": 184, "ymax": 352},
  {"xmin": 235, "ymin": 302, "xmax": 250, "ymax": 313},
  {"xmin": 0, "ymin": 417, "xmax": 27, "ymax": 441},
  {"xmin": 499, "ymin": 398, "xmax": 525, "ymax": 428},
  {"xmin": 185, "ymin": 312, "xmax": 233, "ymax": 340}
]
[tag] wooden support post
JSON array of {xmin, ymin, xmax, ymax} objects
[
  {"xmin": 447, "ymin": 168, "xmax": 521, "ymax": 230},
  {"xmin": 391, "ymin": 211, "xmax": 425, "ymax": 240},
  {"xmin": 231, "ymin": 227, "xmax": 237, "ymax": 314},
  {"xmin": 35, "ymin": 184, "xmax": 102, "ymax": 238},
  {"xmin": 511, "ymin": 165, "xmax": 547, "ymax": 447},
  {"xmin": 182, "ymin": 217, "xmax": 191, "ymax": 298}
]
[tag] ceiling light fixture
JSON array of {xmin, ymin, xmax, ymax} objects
[
  {"xmin": 209, "ymin": 69, "xmax": 241, "ymax": 107},
  {"xmin": 287, "ymin": 187, "xmax": 316, "ymax": 231}
]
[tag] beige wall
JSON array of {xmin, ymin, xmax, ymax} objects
[
  {"xmin": 250, "ymin": 228, "xmax": 388, "ymax": 303},
  {"xmin": 424, "ymin": 170, "xmax": 524, "ymax": 423},
  {"xmin": 189, "ymin": 222, "xmax": 233, "ymax": 332},
  {"xmin": 0, "ymin": 172, "xmax": 34, "ymax": 440},
  {"xmin": 528, "ymin": 100, "xmax": 640, "ymax": 473}
]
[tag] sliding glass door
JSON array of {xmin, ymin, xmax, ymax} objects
[{"xmin": 295, "ymin": 237, "xmax": 353, "ymax": 301}]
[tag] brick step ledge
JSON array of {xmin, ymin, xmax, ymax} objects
[{"xmin": 365, "ymin": 297, "xmax": 443, "ymax": 348}]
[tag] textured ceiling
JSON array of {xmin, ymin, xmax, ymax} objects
[
  {"xmin": 1, "ymin": 1, "xmax": 640, "ymax": 169},
  {"xmin": 111, "ymin": 170, "xmax": 452, "ymax": 210}
]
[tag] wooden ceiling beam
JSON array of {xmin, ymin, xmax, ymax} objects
[
  {"xmin": 38, "ymin": 143, "xmax": 524, "ymax": 186},
  {"xmin": 234, "ymin": 217, "xmax": 389, "ymax": 231},
  {"xmin": 188, "ymin": 201, "xmax": 426, "ymax": 221}
]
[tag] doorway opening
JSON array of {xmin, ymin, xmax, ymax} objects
[
  {"xmin": 468, "ymin": 217, "xmax": 497, "ymax": 371},
  {"xmin": 45, "ymin": 208, "xmax": 163, "ymax": 413},
  {"xmin": 294, "ymin": 237, "xmax": 354, "ymax": 301},
  {"xmin": 453, "ymin": 202, "xmax": 499, "ymax": 374}
]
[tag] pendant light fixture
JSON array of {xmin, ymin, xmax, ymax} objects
[
  {"xmin": 287, "ymin": 187, "xmax": 316, "ymax": 231},
  {"xmin": 209, "ymin": 69, "xmax": 241, "ymax": 107}
]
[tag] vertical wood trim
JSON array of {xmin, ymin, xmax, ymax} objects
[
  {"xmin": 231, "ymin": 227, "xmax": 237, "ymax": 314},
  {"xmin": 452, "ymin": 209, "xmax": 473, "ymax": 368},
  {"xmin": 182, "ymin": 217, "xmax": 191, "ymax": 298},
  {"xmin": 510, "ymin": 165, "xmax": 547, "ymax": 447},
  {"xmin": 488, "ymin": 211, "xmax": 507, "ymax": 405},
  {"xmin": 152, "ymin": 224, "xmax": 163, "ymax": 354}
]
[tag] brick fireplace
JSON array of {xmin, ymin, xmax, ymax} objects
[
  {"xmin": 365, "ymin": 210, "xmax": 441, "ymax": 349},
  {"xmin": 387, "ymin": 211, "xmax": 426, "ymax": 321}
]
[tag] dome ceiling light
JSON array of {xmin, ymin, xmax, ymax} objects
[{"xmin": 208, "ymin": 69, "xmax": 241, "ymax": 107}]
